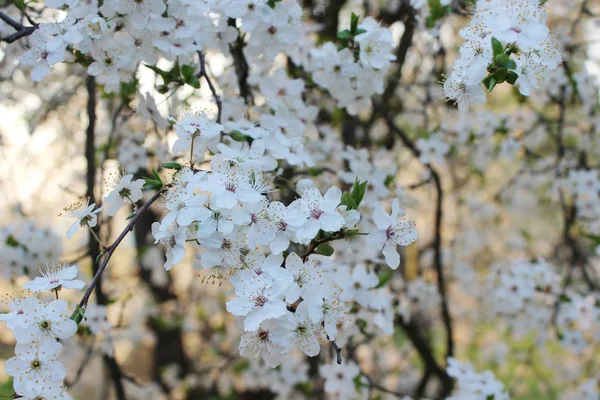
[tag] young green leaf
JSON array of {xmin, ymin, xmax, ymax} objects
[
  {"xmin": 491, "ymin": 37, "xmax": 504, "ymax": 57},
  {"xmin": 162, "ymin": 162, "xmax": 183, "ymax": 170},
  {"xmin": 316, "ymin": 243, "xmax": 334, "ymax": 256}
]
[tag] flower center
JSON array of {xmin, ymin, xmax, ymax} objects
[
  {"xmin": 225, "ymin": 182, "xmax": 237, "ymax": 193},
  {"xmin": 385, "ymin": 226, "xmax": 395, "ymax": 240},
  {"xmin": 310, "ymin": 208, "xmax": 324, "ymax": 220},
  {"xmin": 221, "ymin": 239, "xmax": 232, "ymax": 251},
  {"xmin": 257, "ymin": 329, "xmax": 270, "ymax": 341},
  {"xmin": 276, "ymin": 221, "xmax": 287, "ymax": 232},
  {"xmin": 253, "ymin": 295, "xmax": 267, "ymax": 307}
]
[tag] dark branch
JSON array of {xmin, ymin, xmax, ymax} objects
[
  {"xmin": 0, "ymin": 11, "xmax": 38, "ymax": 43},
  {"xmin": 197, "ymin": 51, "xmax": 223, "ymax": 124}
]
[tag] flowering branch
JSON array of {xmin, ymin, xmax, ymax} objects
[{"xmin": 78, "ymin": 188, "xmax": 167, "ymax": 308}]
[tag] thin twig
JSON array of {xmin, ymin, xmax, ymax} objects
[
  {"xmin": 361, "ymin": 368, "xmax": 417, "ymax": 398},
  {"xmin": 197, "ymin": 51, "xmax": 223, "ymax": 124},
  {"xmin": 329, "ymin": 338, "xmax": 342, "ymax": 364},
  {"xmin": 78, "ymin": 188, "xmax": 167, "ymax": 308}
]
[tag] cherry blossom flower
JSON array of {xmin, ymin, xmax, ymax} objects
[
  {"xmin": 367, "ymin": 200, "xmax": 418, "ymax": 269},
  {"xmin": 23, "ymin": 262, "xmax": 85, "ymax": 293},
  {"xmin": 104, "ymin": 173, "xmax": 145, "ymax": 216},
  {"xmin": 12, "ymin": 298, "xmax": 78, "ymax": 344},
  {"xmin": 285, "ymin": 187, "xmax": 345, "ymax": 244},
  {"xmin": 61, "ymin": 199, "xmax": 102, "ymax": 239},
  {"xmin": 5, "ymin": 338, "xmax": 66, "ymax": 396}
]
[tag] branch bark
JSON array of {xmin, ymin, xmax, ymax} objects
[{"xmin": 0, "ymin": 11, "xmax": 38, "ymax": 43}]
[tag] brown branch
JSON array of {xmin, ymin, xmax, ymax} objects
[
  {"xmin": 0, "ymin": 11, "xmax": 38, "ymax": 43},
  {"xmin": 78, "ymin": 187, "xmax": 167, "ymax": 309},
  {"xmin": 375, "ymin": 101, "xmax": 455, "ymax": 397},
  {"xmin": 330, "ymin": 338, "xmax": 342, "ymax": 364},
  {"xmin": 228, "ymin": 21, "xmax": 252, "ymax": 103},
  {"xmin": 197, "ymin": 51, "xmax": 223, "ymax": 124},
  {"xmin": 84, "ymin": 76, "xmax": 127, "ymax": 400},
  {"xmin": 360, "ymin": 367, "xmax": 416, "ymax": 398}
]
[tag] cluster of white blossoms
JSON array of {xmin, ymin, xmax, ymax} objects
[
  {"xmin": 0, "ymin": 221, "xmax": 63, "ymax": 279},
  {"xmin": 560, "ymin": 169, "xmax": 600, "ymax": 234},
  {"xmin": 305, "ymin": 16, "xmax": 397, "ymax": 114},
  {"xmin": 18, "ymin": 0, "xmax": 304, "ymax": 92},
  {"xmin": 37, "ymin": 67, "xmax": 419, "ymax": 370},
  {"xmin": 2, "ymin": 0, "xmax": 600, "ymax": 397},
  {"xmin": 487, "ymin": 259, "xmax": 560, "ymax": 317},
  {"xmin": 0, "ymin": 262, "xmax": 85, "ymax": 399},
  {"xmin": 444, "ymin": 0, "xmax": 561, "ymax": 112},
  {"xmin": 144, "ymin": 122, "xmax": 418, "ymax": 364},
  {"xmin": 446, "ymin": 358, "xmax": 509, "ymax": 400}
]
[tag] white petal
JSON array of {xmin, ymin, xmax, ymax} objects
[{"xmin": 382, "ymin": 241, "xmax": 400, "ymax": 269}]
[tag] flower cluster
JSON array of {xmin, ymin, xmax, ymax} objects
[
  {"xmin": 444, "ymin": 0, "xmax": 561, "ymax": 112},
  {"xmin": 485, "ymin": 259, "xmax": 560, "ymax": 340},
  {"xmin": 1, "ymin": 0, "xmax": 599, "ymax": 398},
  {"xmin": 15, "ymin": 0, "xmax": 307, "ymax": 93},
  {"xmin": 306, "ymin": 17, "xmax": 396, "ymax": 115},
  {"xmin": 0, "ymin": 221, "xmax": 63, "ymax": 279},
  {"xmin": 148, "ymin": 120, "xmax": 418, "ymax": 363},
  {"xmin": 446, "ymin": 358, "xmax": 509, "ymax": 400},
  {"xmin": 0, "ymin": 262, "xmax": 85, "ymax": 399}
]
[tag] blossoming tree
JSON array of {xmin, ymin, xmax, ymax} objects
[{"xmin": 0, "ymin": 0, "xmax": 599, "ymax": 399}]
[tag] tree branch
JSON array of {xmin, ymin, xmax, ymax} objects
[
  {"xmin": 197, "ymin": 51, "xmax": 223, "ymax": 124},
  {"xmin": 0, "ymin": 11, "xmax": 38, "ymax": 43},
  {"xmin": 78, "ymin": 187, "xmax": 167, "ymax": 309}
]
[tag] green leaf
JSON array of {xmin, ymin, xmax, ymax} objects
[
  {"xmin": 350, "ymin": 12, "xmax": 359, "ymax": 35},
  {"xmin": 143, "ymin": 178, "xmax": 162, "ymax": 191},
  {"xmin": 384, "ymin": 175, "xmax": 395, "ymax": 188},
  {"xmin": 316, "ymin": 243, "xmax": 334, "ymax": 257},
  {"xmin": 505, "ymin": 59, "xmax": 517, "ymax": 70},
  {"xmin": 425, "ymin": 16, "xmax": 436, "ymax": 28},
  {"xmin": 181, "ymin": 64, "xmax": 195, "ymax": 79},
  {"xmin": 145, "ymin": 64, "xmax": 169, "ymax": 80},
  {"xmin": 162, "ymin": 162, "xmax": 183, "ymax": 170},
  {"xmin": 559, "ymin": 293, "xmax": 572, "ymax": 303},
  {"xmin": 494, "ymin": 67, "xmax": 508, "ymax": 83},
  {"xmin": 337, "ymin": 29, "xmax": 352, "ymax": 40},
  {"xmin": 343, "ymin": 229, "xmax": 361, "ymax": 238},
  {"xmin": 494, "ymin": 53, "xmax": 510, "ymax": 66},
  {"xmin": 355, "ymin": 28, "xmax": 366, "ymax": 36},
  {"xmin": 186, "ymin": 75, "xmax": 200, "ymax": 89},
  {"xmin": 506, "ymin": 71, "xmax": 519, "ymax": 85},
  {"xmin": 350, "ymin": 178, "xmax": 368, "ymax": 208},
  {"xmin": 376, "ymin": 269, "xmax": 394, "ymax": 288},
  {"xmin": 119, "ymin": 79, "xmax": 138, "ymax": 101},
  {"xmin": 308, "ymin": 167, "xmax": 324, "ymax": 177},
  {"xmin": 340, "ymin": 192, "xmax": 357, "ymax": 210},
  {"xmin": 152, "ymin": 168, "xmax": 162, "ymax": 184},
  {"xmin": 483, "ymin": 75, "xmax": 497, "ymax": 92},
  {"xmin": 229, "ymin": 130, "xmax": 249, "ymax": 142},
  {"xmin": 491, "ymin": 37, "xmax": 504, "ymax": 57}
]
